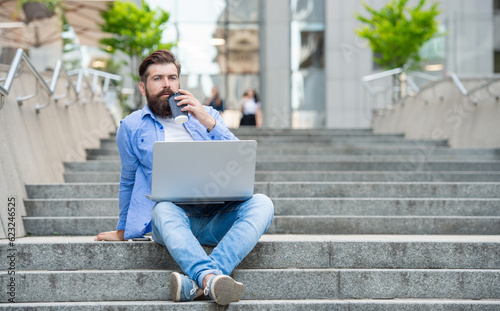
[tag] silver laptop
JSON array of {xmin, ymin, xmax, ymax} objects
[{"xmin": 149, "ymin": 140, "xmax": 257, "ymax": 203}]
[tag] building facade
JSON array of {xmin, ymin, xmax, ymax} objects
[
  {"xmin": 154, "ymin": 0, "xmax": 497, "ymax": 129},
  {"xmin": 3, "ymin": 0, "xmax": 496, "ymax": 129}
]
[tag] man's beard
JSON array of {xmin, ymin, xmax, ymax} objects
[{"xmin": 146, "ymin": 87, "xmax": 174, "ymax": 118}]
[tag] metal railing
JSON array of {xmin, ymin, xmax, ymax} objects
[
  {"xmin": 360, "ymin": 68, "xmax": 404, "ymax": 97},
  {"xmin": 361, "ymin": 67, "xmax": 500, "ymax": 111},
  {"xmin": 0, "ymin": 48, "xmax": 122, "ymax": 112}
]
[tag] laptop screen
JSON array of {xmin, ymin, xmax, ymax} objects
[{"xmin": 150, "ymin": 140, "xmax": 257, "ymax": 203}]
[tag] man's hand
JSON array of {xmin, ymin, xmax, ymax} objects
[
  {"xmin": 176, "ymin": 89, "xmax": 216, "ymax": 131},
  {"xmin": 94, "ymin": 230, "xmax": 127, "ymax": 241}
]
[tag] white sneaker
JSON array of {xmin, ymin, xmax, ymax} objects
[{"xmin": 204, "ymin": 275, "xmax": 245, "ymax": 305}]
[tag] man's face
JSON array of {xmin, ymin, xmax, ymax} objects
[{"xmin": 139, "ymin": 63, "xmax": 180, "ymax": 118}]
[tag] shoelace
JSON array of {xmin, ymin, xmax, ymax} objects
[
  {"xmin": 190, "ymin": 281, "xmax": 199, "ymax": 297},
  {"xmin": 189, "ymin": 287, "xmax": 197, "ymax": 296}
]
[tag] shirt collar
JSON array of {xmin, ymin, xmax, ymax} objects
[{"xmin": 141, "ymin": 104, "xmax": 158, "ymax": 122}]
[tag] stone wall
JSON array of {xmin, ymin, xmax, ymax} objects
[
  {"xmin": 0, "ymin": 70, "xmax": 116, "ymax": 239},
  {"xmin": 372, "ymin": 78, "xmax": 500, "ymax": 148}
]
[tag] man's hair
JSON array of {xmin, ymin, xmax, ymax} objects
[{"xmin": 138, "ymin": 50, "xmax": 181, "ymax": 84}]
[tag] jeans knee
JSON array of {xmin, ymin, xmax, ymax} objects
[
  {"xmin": 253, "ymin": 193, "xmax": 274, "ymax": 222},
  {"xmin": 152, "ymin": 201, "xmax": 186, "ymax": 224},
  {"xmin": 151, "ymin": 201, "xmax": 168, "ymax": 221}
]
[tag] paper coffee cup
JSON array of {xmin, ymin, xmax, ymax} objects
[{"xmin": 168, "ymin": 92, "xmax": 189, "ymax": 123}]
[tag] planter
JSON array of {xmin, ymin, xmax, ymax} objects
[{"xmin": 22, "ymin": 2, "xmax": 54, "ymax": 23}]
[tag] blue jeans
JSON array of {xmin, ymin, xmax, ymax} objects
[{"xmin": 151, "ymin": 194, "xmax": 274, "ymax": 288}]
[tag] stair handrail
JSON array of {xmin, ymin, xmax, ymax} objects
[
  {"xmin": 449, "ymin": 73, "xmax": 500, "ymax": 98},
  {"xmin": 360, "ymin": 68, "xmax": 403, "ymax": 96},
  {"xmin": 66, "ymin": 68, "xmax": 122, "ymax": 104},
  {"xmin": 34, "ymin": 59, "xmax": 79, "ymax": 110},
  {"xmin": 416, "ymin": 72, "xmax": 500, "ymax": 103},
  {"xmin": 67, "ymin": 68, "xmax": 92, "ymax": 106},
  {"xmin": 0, "ymin": 48, "xmax": 53, "ymax": 110},
  {"xmin": 82, "ymin": 67, "xmax": 122, "ymax": 94},
  {"xmin": 361, "ymin": 68, "xmax": 500, "ymax": 108},
  {"xmin": 0, "ymin": 48, "xmax": 122, "ymax": 111}
]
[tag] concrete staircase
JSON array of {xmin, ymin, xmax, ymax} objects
[{"xmin": 2, "ymin": 128, "xmax": 500, "ymax": 309}]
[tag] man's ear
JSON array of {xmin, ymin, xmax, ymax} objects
[{"xmin": 139, "ymin": 82, "xmax": 146, "ymax": 96}]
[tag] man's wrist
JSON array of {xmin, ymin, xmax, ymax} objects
[
  {"xmin": 207, "ymin": 118, "xmax": 216, "ymax": 132},
  {"xmin": 117, "ymin": 230, "xmax": 125, "ymax": 240}
]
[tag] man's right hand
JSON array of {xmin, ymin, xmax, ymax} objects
[{"xmin": 94, "ymin": 230, "xmax": 127, "ymax": 241}]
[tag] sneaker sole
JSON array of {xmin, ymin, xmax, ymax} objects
[
  {"xmin": 210, "ymin": 275, "xmax": 245, "ymax": 305},
  {"xmin": 169, "ymin": 272, "xmax": 182, "ymax": 302}
]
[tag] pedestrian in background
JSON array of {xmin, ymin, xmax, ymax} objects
[
  {"xmin": 204, "ymin": 85, "xmax": 224, "ymax": 113},
  {"xmin": 239, "ymin": 87, "xmax": 262, "ymax": 127}
]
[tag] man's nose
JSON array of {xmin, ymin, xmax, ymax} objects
[{"xmin": 162, "ymin": 77, "xmax": 171, "ymax": 88}]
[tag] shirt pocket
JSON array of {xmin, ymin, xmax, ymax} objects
[{"xmin": 135, "ymin": 133, "xmax": 155, "ymax": 170}]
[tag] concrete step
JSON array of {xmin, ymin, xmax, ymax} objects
[
  {"xmin": 24, "ymin": 198, "xmax": 119, "ymax": 217},
  {"xmin": 1, "ymin": 268, "xmax": 499, "ymax": 302},
  {"xmin": 25, "ymin": 182, "xmax": 500, "ymax": 199},
  {"xmin": 255, "ymin": 171, "xmax": 500, "ymax": 182},
  {"xmin": 64, "ymin": 160, "xmax": 500, "ymax": 172},
  {"xmin": 231, "ymin": 128, "xmax": 375, "ymax": 135},
  {"xmin": 63, "ymin": 171, "xmax": 500, "ymax": 183},
  {"xmin": 105, "ymin": 128, "xmax": 386, "ymax": 138},
  {"xmin": 232, "ymin": 128, "xmax": 378, "ymax": 136},
  {"xmin": 23, "ymin": 216, "xmax": 116, "ymax": 235},
  {"xmin": 24, "ymin": 198, "xmax": 500, "ymax": 217},
  {"xmin": 252, "ymin": 146, "xmax": 500, "ymax": 157},
  {"xmin": 3, "ymin": 235, "xmax": 499, "ymax": 271},
  {"xmin": 98, "ymin": 138, "xmax": 449, "ymax": 149},
  {"xmin": 87, "ymin": 145, "xmax": 500, "ymax": 157},
  {"xmin": 256, "ymin": 160, "xmax": 500, "ymax": 171},
  {"xmin": 240, "ymin": 137, "xmax": 449, "ymax": 146},
  {"xmin": 235, "ymin": 133, "xmax": 405, "ymax": 139},
  {"xmin": 223, "ymin": 138, "xmax": 451, "ymax": 146},
  {"xmin": 15, "ymin": 128, "xmax": 500, "ymax": 307},
  {"xmin": 273, "ymin": 198, "xmax": 500, "ymax": 216},
  {"xmin": 264, "ymin": 182, "xmax": 500, "ymax": 198},
  {"xmin": 267, "ymin": 215, "xmax": 500, "ymax": 235},
  {"xmin": 104, "ymin": 128, "xmax": 401, "ymax": 137},
  {"xmin": 22, "ymin": 215, "xmax": 500, "ymax": 235},
  {"xmin": 2, "ymin": 300, "xmax": 500, "ymax": 311},
  {"xmin": 86, "ymin": 153, "xmax": 500, "ymax": 161}
]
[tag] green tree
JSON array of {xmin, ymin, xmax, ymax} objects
[
  {"xmin": 99, "ymin": 0, "xmax": 173, "ymax": 106},
  {"xmin": 356, "ymin": 0, "xmax": 440, "ymax": 70}
]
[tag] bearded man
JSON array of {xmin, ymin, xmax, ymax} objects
[{"xmin": 94, "ymin": 50, "xmax": 274, "ymax": 306}]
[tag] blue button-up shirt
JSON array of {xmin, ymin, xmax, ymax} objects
[{"xmin": 116, "ymin": 104, "xmax": 238, "ymax": 239}]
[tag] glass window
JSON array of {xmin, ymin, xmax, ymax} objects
[
  {"xmin": 149, "ymin": 0, "xmax": 226, "ymax": 23},
  {"xmin": 173, "ymin": 23, "xmax": 222, "ymax": 75},
  {"xmin": 291, "ymin": 0, "xmax": 325, "ymax": 129},
  {"xmin": 226, "ymin": 24, "xmax": 260, "ymax": 74},
  {"xmin": 291, "ymin": 21, "xmax": 324, "ymax": 70},
  {"xmin": 227, "ymin": 0, "xmax": 259, "ymax": 23},
  {"xmin": 291, "ymin": 0, "xmax": 325, "ymax": 22},
  {"xmin": 151, "ymin": 0, "xmax": 260, "ymax": 128}
]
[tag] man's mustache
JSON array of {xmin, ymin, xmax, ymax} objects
[{"xmin": 155, "ymin": 88, "xmax": 174, "ymax": 98}]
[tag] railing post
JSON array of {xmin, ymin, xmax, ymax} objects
[{"xmin": 0, "ymin": 86, "xmax": 7, "ymax": 110}]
